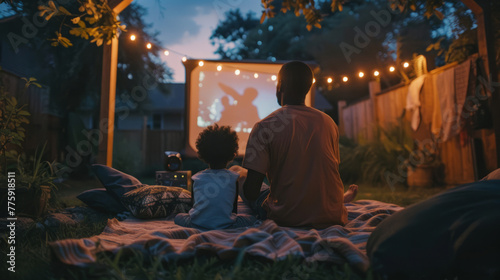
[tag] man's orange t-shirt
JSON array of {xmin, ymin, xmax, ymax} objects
[{"xmin": 243, "ymin": 105, "xmax": 348, "ymax": 228}]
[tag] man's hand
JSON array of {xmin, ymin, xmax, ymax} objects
[{"xmin": 242, "ymin": 168, "xmax": 266, "ymax": 202}]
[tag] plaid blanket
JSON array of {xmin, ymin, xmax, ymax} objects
[{"xmin": 50, "ymin": 200, "xmax": 402, "ymax": 272}]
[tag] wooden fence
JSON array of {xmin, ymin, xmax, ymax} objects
[
  {"xmin": 114, "ymin": 129, "xmax": 185, "ymax": 167},
  {"xmin": 1, "ymin": 70, "xmax": 60, "ymax": 160},
  {"xmin": 338, "ymin": 62, "xmax": 497, "ymax": 185}
]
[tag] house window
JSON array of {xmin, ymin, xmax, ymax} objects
[{"xmin": 152, "ymin": 113, "xmax": 162, "ymax": 129}]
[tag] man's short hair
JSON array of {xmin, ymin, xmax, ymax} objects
[{"xmin": 279, "ymin": 61, "xmax": 313, "ymax": 99}]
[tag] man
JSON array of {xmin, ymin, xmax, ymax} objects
[{"xmin": 237, "ymin": 61, "xmax": 357, "ymax": 229}]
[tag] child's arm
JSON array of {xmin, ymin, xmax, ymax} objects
[{"xmin": 232, "ymin": 181, "xmax": 239, "ymax": 214}]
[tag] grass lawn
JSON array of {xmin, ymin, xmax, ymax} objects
[{"xmin": 3, "ymin": 174, "xmax": 449, "ymax": 280}]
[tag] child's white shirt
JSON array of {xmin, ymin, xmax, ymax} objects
[{"xmin": 188, "ymin": 169, "xmax": 239, "ymax": 229}]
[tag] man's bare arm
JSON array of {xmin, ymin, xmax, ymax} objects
[{"xmin": 242, "ymin": 168, "xmax": 266, "ymax": 202}]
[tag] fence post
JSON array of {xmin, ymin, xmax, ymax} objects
[
  {"xmin": 337, "ymin": 100, "xmax": 347, "ymax": 136},
  {"xmin": 369, "ymin": 80, "xmax": 381, "ymax": 125},
  {"xmin": 142, "ymin": 115, "xmax": 148, "ymax": 165}
]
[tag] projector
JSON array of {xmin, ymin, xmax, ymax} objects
[
  {"xmin": 156, "ymin": 151, "xmax": 192, "ymax": 193},
  {"xmin": 164, "ymin": 151, "xmax": 182, "ymax": 171}
]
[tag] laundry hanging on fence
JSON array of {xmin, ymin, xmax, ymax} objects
[
  {"xmin": 433, "ymin": 68, "xmax": 456, "ymax": 142},
  {"xmin": 406, "ymin": 75, "xmax": 427, "ymax": 131},
  {"xmin": 431, "ymin": 59, "xmax": 471, "ymax": 142},
  {"xmin": 454, "ymin": 59, "xmax": 471, "ymax": 121}
]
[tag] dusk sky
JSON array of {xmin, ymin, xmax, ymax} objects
[{"xmin": 135, "ymin": 0, "xmax": 262, "ymax": 83}]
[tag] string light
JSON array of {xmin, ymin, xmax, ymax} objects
[{"xmin": 128, "ymin": 34, "xmax": 410, "ymax": 83}]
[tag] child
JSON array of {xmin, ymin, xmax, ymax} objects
[{"xmin": 174, "ymin": 124, "xmax": 256, "ymax": 230}]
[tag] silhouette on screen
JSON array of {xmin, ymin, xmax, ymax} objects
[{"xmin": 217, "ymin": 83, "xmax": 260, "ymax": 130}]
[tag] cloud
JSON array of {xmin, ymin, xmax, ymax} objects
[
  {"xmin": 135, "ymin": 0, "xmax": 256, "ymax": 45},
  {"xmin": 133, "ymin": 0, "xmax": 262, "ymax": 82}
]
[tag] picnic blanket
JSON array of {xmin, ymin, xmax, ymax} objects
[{"xmin": 50, "ymin": 200, "xmax": 402, "ymax": 272}]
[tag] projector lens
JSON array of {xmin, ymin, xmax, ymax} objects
[{"xmin": 164, "ymin": 151, "xmax": 182, "ymax": 171}]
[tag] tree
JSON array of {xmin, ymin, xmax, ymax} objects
[
  {"xmin": 210, "ymin": 9, "xmax": 260, "ymax": 60},
  {"xmin": 1, "ymin": 1, "xmax": 172, "ymax": 171}
]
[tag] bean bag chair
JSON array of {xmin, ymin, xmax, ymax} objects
[{"xmin": 367, "ymin": 180, "xmax": 500, "ymax": 280}]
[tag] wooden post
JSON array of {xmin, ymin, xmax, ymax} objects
[
  {"xmin": 97, "ymin": 36, "xmax": 119, "ymax": 166},
  {"xmin": 368, "ymin": 80, "xmax": 381, "ymax": 124},
  {"xmin": 97, "ymin": 0, "xmax": 132, "ymax": 166},
  {"xmin": 142, "ymin": 115, "xmax": 148, "ymax": 165},
  {"xmin": 337, "ymin": 100, "xmax": 347, "ymax": 136},
  {"xmin": 462, "ymin": 0, "xmax": 500, "ymax": 167}
]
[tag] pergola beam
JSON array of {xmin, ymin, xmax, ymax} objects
[{"xmin": 97, "ymin": 0, "xmax": 133, "ymax": 166}]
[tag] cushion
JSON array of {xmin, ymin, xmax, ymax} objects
[
  {"xmin": 367, "ymin": 180, "xmax": 500, "ymax": 280},
  {"xmin": 91, "ymin": 164, "xmax": 142, "ymax": 202},
  {"xmin": 481, "ymin": 168, "xmax": 500, "ymax": 181},
  {"xmin": 121, "ymin": 185, "xmax": 192, "ymax": 219},
  {"xmin": 76, "ymin": 188, "xmax": 127, "ymax": 213}
]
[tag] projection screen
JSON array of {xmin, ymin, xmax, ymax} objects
[{"xmin": 184, "ymin": 60, "xmax": 316, "ymax": 157}]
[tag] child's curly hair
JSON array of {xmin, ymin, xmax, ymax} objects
[{"xmin": 196, "ymin": 124, "xmax": 238, "ymax": 168}]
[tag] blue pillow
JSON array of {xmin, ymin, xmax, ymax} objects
[
  {"xmin": 77, "ymin": 188, "xmax": 127, "ymax": 213},
  {"xmin": 91, "ymin": 164, "xmax": 142, "ymax": 203},
  {"xmin": 367, "ymin": 180, "xmax": 500, "ymax": 279}
]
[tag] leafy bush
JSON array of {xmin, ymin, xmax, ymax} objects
[{"xmin": 340, "ymin": 119, "xmax": 414, "ymax": 186}]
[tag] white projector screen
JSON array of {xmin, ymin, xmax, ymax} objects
[{"xmin": 184, "ymin": 60, "xmax": 315, "ymax": 157}]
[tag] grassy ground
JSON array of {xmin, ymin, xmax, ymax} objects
[{"xmin": 4, "ymin": 172, "xmax": 448, "ymax": 280}]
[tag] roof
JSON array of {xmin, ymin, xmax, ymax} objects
[
  {"xmin": 147, "ymin": 83, "xmax": 185, "ymax": 112},
  {"xmin": 314, "ymin": 91, "xmax": 333, "ymax": 110}
]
